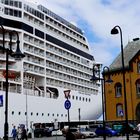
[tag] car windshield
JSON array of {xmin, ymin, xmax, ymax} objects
[
  {"xmin": 80, "ymin": 128, "xmax": 90, "ymax": 131},
  {"xmin": 70, "ymin": 128, "xmax": 78, "ymax": 132}
]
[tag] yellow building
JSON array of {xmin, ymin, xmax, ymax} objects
[{"xmin": 105, "ymin": 38, "xmax": 140, "ymax": 122}]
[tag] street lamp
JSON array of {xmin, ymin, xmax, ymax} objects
[
  {"xmin": 78, "ymin": 108, "xmax": 81, "ymax": 128},
  {"xmin": 0, "ymin": 24, "xmax": 25, "ymax": 140},
  {"xmin": 111, "ymin": 25, "xmax": 129, "ymax": 140},
  {"xmin": 91, "ymin": 64, "xmax": 113, "ymax": 140}
]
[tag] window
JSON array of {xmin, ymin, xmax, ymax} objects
[
  {"xmin": 136, "ymin": 79, "xmax": 140, "ymax": 95},
  {"xmin": 116, "ymin": 103, "xmax": 123, "ymax": 117},
  {"xmin": 137, "ymin": 62, "xmax": 140, "ymax": 73},
  {"xmin": 115, "ymin": 83, "xmax": 122, "ymax": 97}
]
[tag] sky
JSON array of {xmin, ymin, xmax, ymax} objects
[{"xmin": 28, "ymin": 0, "xmax": 140, "ymax": 67}]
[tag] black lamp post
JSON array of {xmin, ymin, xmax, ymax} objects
[
  {"xmin": 111, "ymin": 25, "xmax": 129, "ymax": 140},
  {"xmin": 78, "ymin": 108, "xmax": 81, "ymax": 128},
  {"xmin": 91, "ymin": 64, "xmax": 113, "ymax": 140},
  {"xmin": 0, "ymin": 25, "xmax": 25, "ymax": 140}
]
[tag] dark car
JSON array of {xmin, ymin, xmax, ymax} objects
[
  {"xmin": 95, "ymin": 126, "xmax": 119, "ymax": 137},
  {"xmin": 34, "ymin": 128, "xmax": 44, "ymax": 137},
  {"xmin": 34, "ymin": 128, "xmax": 52, "ymax": 137},
  {"xmin": 119, "ymin": 123, "xmax": 138, "ymax": 135},
  {"xmin": 62, "ymin": 127, "xmax": 86, "ymax": 139},
  {"xmin": 44, "ymin": 128, "xmax": 52, "ymax": 137},
  {"xmin": 69, "ymin": 128, "xmax": 86, "ymax": 139}
]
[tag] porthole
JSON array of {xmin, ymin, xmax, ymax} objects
[
  {"xmin": 72, "ymin": 95, "xmax": 74, "ymax": 100},
  {"xmin": 89, "ymin": 98, "xmax": 91, "ymax": 102},
  {"xmin": 31, "ymin": 112, "xmax": 33, "ymax": 116},
  {"xmin": 12, "ymin": 111, "xmax": 14, "ymax": 115},
  {"xmin": 18, "ymin": 112, "xmax": 21, "ymax": 115}
]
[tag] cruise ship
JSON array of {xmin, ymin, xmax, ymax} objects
[{"xmin": 0, "ymin": 0, "xmax": 102, "ymax": 137}]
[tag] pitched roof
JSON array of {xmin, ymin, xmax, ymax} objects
[{"xmin": 109, "ymin": 38, "xmax": 140, "ymax": 71}]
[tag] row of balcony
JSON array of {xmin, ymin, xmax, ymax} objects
[
  {"xmin": 46, "ymin": 78, "xmax": 97, "ymax": 95},
  {"xmin": 46, "ymin": 53, "xmax": 90, "ymax": 73},
  {"xmin": 24, "ymin": 12, "xmax": 44, "ymax": 28},
  {"xmin": 24, "ymin": 34, "xmax": 44, "ymax": 48},
  {"xmin": 46, "ymin": 17, "xmax": 85, "ymax": 43},
  {"xmin": 23, "ymin": 63, "xmax": 44, "ymax": 75},
  {"xmin": 46, "ymin": 26, "xmax": 87, "ymax": 50},
  {"xmin": 46, "ymin": 44, "xmax": 80, "ymax": 63},
  {"xmin": 46, "ymin": 69, "xmax": 93, "ymax": 88}
]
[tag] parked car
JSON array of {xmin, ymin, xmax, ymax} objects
[
  {"xmin": 79, "ymin": 127, "xmax": 96, "ymax": 138},
  {"xmin": 62, "ymin": 127, "xmax": 86, "ymax": 139},
  {"xmin": 44, "ymin": 127, "xmax": 52, "ymax": 137},
  {"xmin": 34, "ymin": 127, "xmax": 52, "ymax": 137},
  {"xmin": 95, "ymin": 126, "xmax": 119, "ymax": 137},
  {"xmin": 69, "ymin": 128, "xmax": 86, "ymax": 139},
  {"xmin": 52, "ymin": 129, "xmax": 62, "ymax": 136},
  {"xmin": 34, "ymin": 128, "xmax": 44, "ymax": 137},
  {"xmin": 119, "ymin": 123, "xmax": 138, "ymax": 135}
]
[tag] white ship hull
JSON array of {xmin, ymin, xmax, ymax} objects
[{"xmin": 0, "ymin": 88, "xmax": 102, "ymax": 137}]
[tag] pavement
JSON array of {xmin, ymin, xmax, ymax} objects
[{"xmin": 4, "ymin": 135, "xmax": 140, "ymax": 140}]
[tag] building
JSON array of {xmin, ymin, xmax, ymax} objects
[{"xmin": 105, "ymin": 38, "xmax": 140, "ymax": 122}]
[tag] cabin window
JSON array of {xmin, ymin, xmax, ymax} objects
[
  {"xmin": 115, "ymin": 83, "xmax": 122, "ymax": 97},
  {"xmin": 12, "ymin": 111, "xmax": 14, "ymax": 115},
  {"xmin": 136, "ymin": 79, "xmax": 140, "ymax": 96},
  {"xmin": 137, "ymin": 61, "xmax": 140, "ymax": 73}
]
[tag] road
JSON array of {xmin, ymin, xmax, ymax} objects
[{"xmin": 25, "ymin": 135, "xmax": 139, "ymax": 140}]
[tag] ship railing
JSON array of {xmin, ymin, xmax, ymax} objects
[
  {"xmin": 34, "ymin": 86, "xmax": 44, "ymax": 97},
  {"xmin": 46, "ymin": 88, "xmax": 58, "ymax": 99}
]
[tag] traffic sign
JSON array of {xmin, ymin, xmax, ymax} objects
[
  {"xmin": 64, "ymin": 90, "xmax": 71, "ymax": 99},
  {"xmin": 119, "ymin": 110, "xmax": 123, "ymax": 116},
  {"xmin": 64, "ymin": 99, "xmax": 71, "ymax": 110},
  {"xmin": 0, "ymin": 95, "xmax": 3, "ymax": 107}
]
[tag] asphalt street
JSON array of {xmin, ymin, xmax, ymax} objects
[{"xmin": 23, "ymin": 135, "xmax": 140, "ymax": 140}]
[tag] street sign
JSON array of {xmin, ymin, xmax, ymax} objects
[
  {"xmin": 64, "ymin": 99, "xmax": 71, "ymax": 110},
  {"xmin": 119, "ymin": 110, "xmax": 123, "ymax": 116},
  {"xmin": 64, "ymin": 90, "xmax": 71, "ymax": 99},
  {"xmin": 0, "ymin": 95, "xmax": 3, "ymax": 107}
]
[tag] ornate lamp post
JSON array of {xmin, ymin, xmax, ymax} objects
[
  {"xmin": 91, "ymin": 64, "xmax": 113, "ymax": 140},
  {"xmin": 111, "ymin": 25, "xmax": 129, "ymax": 140},
  {"xmin": 0, "ymin": 24, "xmax": 25, "ymax": 140}
]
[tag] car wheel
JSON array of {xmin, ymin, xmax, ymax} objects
[
  {"xmin": 108, "ymin": 134, "xmax": 112, "ymax": 137},
  {"xmin": 81, "ymin": 135, "xmax": 86, "ymax": 139}
]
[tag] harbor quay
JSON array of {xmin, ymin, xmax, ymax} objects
[{"xmin": 6, "ymin": 135, "xmax": 140, "ymax": 140}]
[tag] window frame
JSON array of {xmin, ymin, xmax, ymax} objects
[
  {"xmin": 115, "ymin": 83, "xmax": 122, "ymax": 97},
  {"xmin": 136, "ymin": 79, "xmax": 140, "ymax": 96}
]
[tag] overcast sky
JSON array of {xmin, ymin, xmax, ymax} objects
[{"xmin": 28, "ymin": 0, "xmax": 140, "ymax": 66}]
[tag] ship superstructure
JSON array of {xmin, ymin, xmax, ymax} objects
[{"xmin": 0, "ymin": 0, "xmax": 102, "ymax": 137}]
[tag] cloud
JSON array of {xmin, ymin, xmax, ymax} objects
[{"xmin": 29, "ymin": 0, "xmax": 140, "ymax": 66}]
